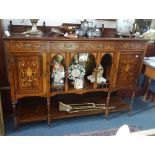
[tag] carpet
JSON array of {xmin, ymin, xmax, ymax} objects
[{"xmin": 69, "ymin": 125, "xmax": 140, "ymax": 136}]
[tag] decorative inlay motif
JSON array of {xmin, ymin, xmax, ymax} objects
[
  {"xmin": 16, "ymin": 56, "xmax": 41, "ymax": 89},
  {"xmin": 51, "ymin": 42, "xmax": 115, "ymax": 51},
  {"xmin": 116, "ymin": 54, "xmax": 140, "ymax": 84},
  {"xmin": 9, "ymin": 42, "xmax": 45, "ymax": 51},
  {"xmin": 118, "ymin": 42, "xmax": 145, "ymax": 50}
]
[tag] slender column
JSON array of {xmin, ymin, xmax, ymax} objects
[
  {"xmin": 65, "ymin": 66, "xmax": 69, "ymax": 91},
  {"xmin": 129, "ymin": 90, "xmax": 136, "ymax": 116},
  {"xmin": 105, "ymin": 91, "xmax": 111, "ymax": 118},
  {"xmin": 65, "ymin": 52, "xmax": 69, "ymax": 91},
  {"xmin": 143, "ymin": 78, "xmax": 151, "ymax": 101},
  {"xmin": 93, "ymin": 68, "xmax": 98, "ymax": 89},
  {"xmin": 47, "ymin": 98, "xmax": 51, "ymax": 127},
  {"xmin": 12, "ymin": 101, "xmax": 18, "ymax": 130}
]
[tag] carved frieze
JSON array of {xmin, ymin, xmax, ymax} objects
[
  {"xmin": 9, "ymin": 41, "xmax": 46, "ymax": 51},
  {"xmin": 117, "ymin": 42, "xmax": 145, "ymax": 50},
  {"xmin": 50, "ymin": 42, "xmax": 115, "ymax": 51}
]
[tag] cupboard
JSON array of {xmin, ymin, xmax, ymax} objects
[{"xmin": 4, "ymin": 36, "xmax": 147, "ymax": 129}]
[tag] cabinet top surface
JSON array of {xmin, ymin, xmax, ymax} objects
[{"xmin": 3, "ymin": 34, "xmax": 147, "ymax": 42}]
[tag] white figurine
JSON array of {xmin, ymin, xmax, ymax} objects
[{"xmin": 87, "ymin": 65, "xmax": 106, "ymax": 84}]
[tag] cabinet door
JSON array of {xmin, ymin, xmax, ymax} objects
[
  {"xmin": 115, "ymin": 51, "xmax": 143, "ymax": 89},
  {"xmin": 10, "ymin": 53, "xmax": 46, "ymax": 95}
]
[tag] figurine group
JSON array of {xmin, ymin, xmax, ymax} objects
[{"xmin": 51, "ymin": 54, "xmax": 106, "ymax": 89}]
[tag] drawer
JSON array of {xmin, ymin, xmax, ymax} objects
[
  {"xmin": 50, "ymin": 41, "xmax": 115, "ymax": 51},
  {"xmin": 117, "ymin": 42, "xmax": 146, "ymax": 50},
  {"xmin": 9, "ymin": 41, "xmax": 46, "ymax": 51}
]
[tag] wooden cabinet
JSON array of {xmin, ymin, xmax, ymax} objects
[{"xmin": 4, "ymin": 37, "xmax": 148, "ymax": 129}]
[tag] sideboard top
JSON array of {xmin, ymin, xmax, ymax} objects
[{"xmin": 3, "ymin": 33, "xmax": 148, "ymax": 42}]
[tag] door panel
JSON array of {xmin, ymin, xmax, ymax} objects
[
  {"xmin": 11, "ymin": 53, "xmax": 44, "ymax": 94},
  {"xmin": 115, "ymin": 51, "xmax": 143, "ymax": 88}
]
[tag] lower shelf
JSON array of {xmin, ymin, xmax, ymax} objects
[
  {"xmin": 17, "ymin": 103, "xmax": 47, "ymax": 124},
  {"xmin": 50, "ymin": 95, "xmax": 130, "ymax": 119},
  {"xmin": 16, "ymin": 94, "xmax": 130, "ymax": 124}
]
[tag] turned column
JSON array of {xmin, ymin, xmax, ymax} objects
[
  {"xmin": 47, "ymin": 98, "xmax": 51, "ymax": 127},
  {"xmin": 12, "ymin": 101, "xmax": 18, "ymax": 130},
  {"xmin": 105, "ymin": 91, "xmax": 111, "ymax": 118}
]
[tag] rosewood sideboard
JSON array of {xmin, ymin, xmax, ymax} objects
[{"xmin": 3, "ymin": 35, "xmax": 148, "ymax": 129}]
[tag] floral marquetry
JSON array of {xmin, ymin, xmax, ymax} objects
[
  {"xmin": 116, "ymin": 53, "xmax": 141, "ymax": 87},
  {"xmin": 50, "ymin": 42, "xmax": 115, "ymax": 51},
  {"xmin": 117, "ymin": 42, "xmax": 146, "ymax": 50},
  {"xmin": 9, "ymin": 41, "xmax": 46, "ymax": 51},
  {"xmin": 13, "ymin": 55, "xmax": 43, "ymax": 93}
]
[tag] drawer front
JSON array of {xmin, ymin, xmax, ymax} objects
[
  {"xmin": 117, "ymin": 42, "xmax": 146, "ymax": 50},
  {"xmin": 50, "ymin": 41, "xmax": 115, "ymax": 51},
  {"xmin": 9, "ymin": 41, "xmax": 46, "ymax": 51}
]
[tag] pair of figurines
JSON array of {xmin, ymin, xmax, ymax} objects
[{"xmin": 51, "ymin": 54, "xmax": 85, "ymax": 89}]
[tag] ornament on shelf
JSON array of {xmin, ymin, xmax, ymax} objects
[
  {"xmin": 87, "ymin": 65, "xmax": 106, "ymax": 84},
  {"xmin": 51, "ymin": 55, "xmax": 65, "ymax": 87},
  {"xmin": 22, "ymin": 19, "xmax": 43, "ymax": 35}
]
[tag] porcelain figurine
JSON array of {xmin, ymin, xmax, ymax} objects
[
  {"xmin": 87, "ymin": 65, "xmax": 106, "ymax": 84},
  {"xmin": 51, "ymin": 55, "xmax": 65, "ymax": 86}
]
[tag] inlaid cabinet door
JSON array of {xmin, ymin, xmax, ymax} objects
[
  {"xmin": 10, "ymin": 52, "xmax": 46, "ymax": 94},
  {"xmin": 115, "ymin": 51, "xmax": 143, "ymax": 89}
]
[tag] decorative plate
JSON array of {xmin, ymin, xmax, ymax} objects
[{"xmin": 68, "ymin": 64, "xmax": 85, "ymax": 81}]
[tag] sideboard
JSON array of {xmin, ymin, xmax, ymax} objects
[{"xmin": 3, "ymin": 35, "xmax": 148, "ymax": 129}]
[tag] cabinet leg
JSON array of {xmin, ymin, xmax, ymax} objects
[
  {"xmin": 129, "ymin": 91, "xmax": 135, "ymax": 116},
  {"xmin": 47, "ymin": 98, "xmax": 51, "ymax": 128},
  {"xmin": 12, "ymin": 102, "xmax": 18, "ymax": 130},
  {"xmin": 105, "ymin": 110, "xmax": 109, "ymax": 119},
  {"xmin": 143, "ymin": 78, "xmax": 151, "ymax": 101},
  {"xmin": 105, "ymin": 92, "xmax": 111, "ymax": 118}
]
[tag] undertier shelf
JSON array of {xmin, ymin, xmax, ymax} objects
[
  {"xmin": 50, "ymin": 95, "xmax": 130, "ymax": 119},
  {"xmin": 17, "ymin": 103, "xmax": 47, "ymax": 124},
  {"xmin": 15, "ymin": 94, "xmax": 130, "ymax": 124}
]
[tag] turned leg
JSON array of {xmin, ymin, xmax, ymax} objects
[
  {"xmin": 129, "ymin": 90, "xmax": 135, "ymax": 116},
  {"xmin": 12, "ymin": 101, "xmax": 18, "ymax": 130},
  {"xmin": 143, "ymin": 78, "xmax": 151, "ymax": 101},
  {"xmin": 105, "ymin": 92, "xmax": 111, "ymax": 118},
  {"xmin": 47, "ymin": 98, "xmax": 51, "ymax": 128}
]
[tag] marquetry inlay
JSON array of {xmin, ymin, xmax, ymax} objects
[
  {"xmin": 9, "ymin": 41, "xmax": 45, "ymax": 51},
  {"xmin": 116, "ymin": 54, "xmax": 140, "ymax": 84},
  {"xmin": 50, "ymin": 42, "xmax": 115, "ymax": 51},
  {"xmin": 117, "ymin": 42, "xmax": 145, "ymax": 50},
  {"xmin": 16, "ymin": 56, "xmax": 41, "ymax": 89}
]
